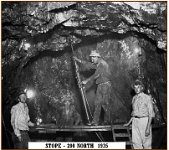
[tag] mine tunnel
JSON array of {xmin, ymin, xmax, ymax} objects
[{"xmin": 2, "ymin": 2, "xmax": 167, "ymax": 149}]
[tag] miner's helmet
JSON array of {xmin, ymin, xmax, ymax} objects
[
  {"xmin": 17, "ymin": 89, "xmax": 26, "ymax": 102},
  {"xmin": 132, "ymin": 79, "xmax": 145, "ymax": 90},
  {"xmin": 89, "ymin": 50, "xmax": 101, "ymax": 57},
  {"xmin": 18, "ymin": 89, "xmax": 26, "ymax": 97}
]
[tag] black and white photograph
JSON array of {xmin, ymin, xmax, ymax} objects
[{"xmin": 2, "ymin": 1, "xmax": 167, "ymax": 149}]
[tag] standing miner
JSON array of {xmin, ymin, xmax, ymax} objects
[
  {"xmin": 74, "ymin": 50, "xmax": 112, "ymax": 125},
  {"xmin": 11, "ymin": 90, "xmax": 35, "ymax": 148},
  {"xmin": 124, "ymin": 79, "xmax": 155, "ymax": 149}
]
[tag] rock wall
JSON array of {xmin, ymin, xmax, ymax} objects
[
  {"xmin": 2, "ymin": 2, "xmax": 166, "ymax": 126},
  {"xmin": 16, "ymin": 35, "xmax": 166, "ymax": 125}
]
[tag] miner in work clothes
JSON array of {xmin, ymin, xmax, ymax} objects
[
  {"xmin": 124, "ymin": 79, "xmax": 155, "ymax": 149},
  {"xmin": 11, "ymin": 90, "xmax": 35, "ymax": 149},
  {"xmin": 74, "ymin": 50, "xmax": 112, "ymax": 126}
]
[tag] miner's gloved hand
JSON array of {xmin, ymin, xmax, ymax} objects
[
  {"xmin": 145, "ymin": 127, "xmax": 150, "ymax": 137},
  {"xmin": 81, "ymin": 80, "xmax": 88, "ymax": 85},
  {"xmin": 28, "ymin": 121, "xmax": 35, "ymax": 127},
  {"xmin": 123, "ymin": 123, "xmax": 129, "ymax": 127},
  {"xmin": 73, "ymin": 56, "xmax": 82, "ymax": 63},
  {"xmin": 123, "ymin": 117, "xmax": 133, "ymax": 127}
]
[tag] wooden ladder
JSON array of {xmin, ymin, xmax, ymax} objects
[{"xmin": 111, "ymin": 125, "xmax": 133, "ymax": 149}]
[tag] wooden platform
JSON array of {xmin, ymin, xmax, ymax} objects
[
  {"xmin": 31, "ymin": 124, "xmax": 114, "ymax": 133},
  {"xmin": 30, "ymin": 123, "xmax": 166, "ymax": 133}
]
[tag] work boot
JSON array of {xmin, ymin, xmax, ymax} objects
[
  {"xmin": 86, "ymin": 122, "xmax": 92, "ymax": 126},
  {"xmin": 86, "ymin": 122, "xmax": 98, "ymax": 126}
]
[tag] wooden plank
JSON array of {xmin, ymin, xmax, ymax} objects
[
  {"xmin": 113, "ymin": 133, "xmax": 130, "ymax": 137},
  {"xmin": 111, "ymin": 125, "xmax": 129, "ymax": 130},
  {"xmin": 30, "ymin": 125, "xmax": 113, "ymax": 132},
  {"xmin": 30, "ymin": 123, "xmax": 166, "ymax": 133},
  {"xmin": 36, "ymin": 125, "xmax": 111, "ymax": 129},
  {"xmin": 111, "ymin": 128, "xmax": 116, "ymax": 141},
  {"xmin": 34, "ymin": 128, "xmax": 112, "ymax": 132},
  {"xmin": 126, "ymin": 141, "xmax": 132, "ymax": 145}
]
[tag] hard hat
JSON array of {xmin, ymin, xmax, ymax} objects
[
  {"xmin": 132, "ymin": 79, "xmax": 145, "ymax": 90},
  {"xmin": 18, "ymin": 89, "xmax": 26, "ymax": 97},
  {"xmin": 89, "ymin": 51, "xmax": 101, "ymax": 57}
]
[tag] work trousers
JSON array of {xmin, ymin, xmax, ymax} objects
[
  {"xmin": 13, "ymin": 130, "xmax": 30, "ymax": 149},
  {"xmin": 92, "ymin": 82, "xmax": 111, "ymax": 124},
  {"xmin": 132, "ymin": 117, "xmax": 152, "ymax": 149}
]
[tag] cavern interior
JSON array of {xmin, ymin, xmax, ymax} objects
[{"xmin": 2, "ymin": 2, "xmax": 167, "ymax": 149}]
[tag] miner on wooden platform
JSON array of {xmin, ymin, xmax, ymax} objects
[{"xmin": 74, "ymin": 50, "xmax": 112, "ymax": 126}]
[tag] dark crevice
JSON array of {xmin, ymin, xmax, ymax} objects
[
  {"xmin": 2, "ymin": 22, "xmax": 27, "ymax": 27},
  {"xmin": 23, "ymin": 49, "xmax": 70, "ymax": 69},
  {"xmin": 62, "ymin": 25, "xmax": 165, "ymax": 53},
  {"xmin": 48, "ymin": 3, "xmax": 77, "ymax": 13}
]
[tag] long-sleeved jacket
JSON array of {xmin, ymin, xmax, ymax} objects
[{"xmin": 11, "ymin": 102, "xmax": 31, "ymax": 137}]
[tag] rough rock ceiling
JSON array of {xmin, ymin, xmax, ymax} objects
[{"xmin": 2, "ymin": 2, "xmax": 166, "ymax": 52}]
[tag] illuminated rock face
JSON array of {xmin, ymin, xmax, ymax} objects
[
  {"xmin": 16, "ymin": 36, "xmax": 165, "ymax": 125},
  {"xmin": 2, "ymin": 2, "xmax": 166, "ymax": 125}
]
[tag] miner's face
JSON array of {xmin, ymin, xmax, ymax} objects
[
  {"xmin": 91, "ymin": 56, "xmax": 99, "ymax": 64},
  {"xmin": 134, "ymin": 85, "xmax": 143, "ymax": 94},
  {"xmin": 19, "ymin": 93, "xmax": 27, "ymax": 103}
]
